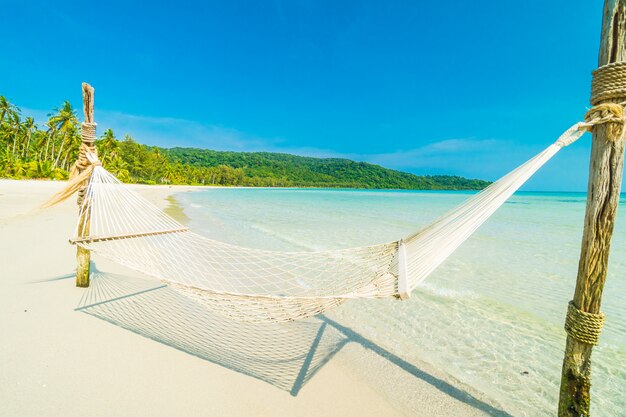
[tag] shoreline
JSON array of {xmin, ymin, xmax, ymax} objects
[
  {"xmin": 3, "ymin": 177, "xmax": 616, "ymax": 195},
  {"xmin": 1, "ymin": 179, "xmax": 506, "ymax": 417}
]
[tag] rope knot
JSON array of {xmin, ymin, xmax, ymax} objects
[
  {"xmin": 583, "ymin": 62, "xmax": 626, "ymax": 142},
  {"xmin": 564, "ymin": 301, "xmax": 605, "ymax": 346},
  {"xmin": 582, "ymin": 103, "xmax": 625, "ymax": 142},
  {"xmin": 584, "ymin": 102, "xmax": 624, "ymax": 125},
  {"xmin": 71, "ymin": 122, "xmax": 101, "ymax": 206}
]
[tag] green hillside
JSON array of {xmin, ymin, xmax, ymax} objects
[
  {"xmin": 0, "ymin": 96, "xmax": 490, "ymax": 189},
  {"xmin": 163, "ymin": 147, "xmax": 490, "ymax": 189}
]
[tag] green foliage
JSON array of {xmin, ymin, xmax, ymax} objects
[
  {"xmin": 0, "ymin": 95, "xmax": 491, "ymax": 189},
  {"xmin": 163, "ymin": 148, "xmax": 491, "ymax": 189}
]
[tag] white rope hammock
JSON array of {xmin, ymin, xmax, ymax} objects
[{"xmin": 70, "ymin": 122, "xmax": 587, "ymax": 322}]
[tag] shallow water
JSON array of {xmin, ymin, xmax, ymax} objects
[{"xmin": 177, "ymin": 188, "xmax": 626, "ymax": 416}]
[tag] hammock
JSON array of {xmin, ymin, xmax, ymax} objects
[{"xmin": 50, "ymin": 122, "xmax": 590, "ymax": 323}]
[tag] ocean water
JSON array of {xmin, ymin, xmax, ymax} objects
[{"xmin": 176, "ymin": 188, "xmax": 626, "ymax": 416}]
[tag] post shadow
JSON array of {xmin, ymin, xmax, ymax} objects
[
  {"xmin": 319, "ymin": 316, "xmax": 513, "ymax": 417},
  {"xmin": 27, "ymin": 272, "xmax": 76, "ymax": 284}
]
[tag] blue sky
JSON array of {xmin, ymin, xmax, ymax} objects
[{"xmin": 1, "ymin": 0, "xmax": 605, "ymax": 190}]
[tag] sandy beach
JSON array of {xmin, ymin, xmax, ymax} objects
[{"xmin": 0, "ymin": 179, "xmax": 507, "ymax": 417}]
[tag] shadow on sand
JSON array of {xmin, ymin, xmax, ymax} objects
[{"xmin": 75, "ymin": 270, "xmax": 512, "ymax": 416}]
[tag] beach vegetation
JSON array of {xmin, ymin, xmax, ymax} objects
[{"xmin": 0, "ymin": 96, "xmax": 491, "ymax": 189}]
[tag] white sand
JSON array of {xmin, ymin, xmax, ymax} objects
[{"xmin": 0, "ymin": 179, "xmax": 504, "ymax": 417}]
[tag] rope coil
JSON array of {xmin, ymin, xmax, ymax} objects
[
  {"xmin": 81, "ymin": 122, "xmax": 97, "ymax": 144},
  {"xmin": 582, "ymin": 62, "xmax": 626, "ymax": 142},
  {"xmin": 591, "ymin": 62, "xmax": 626, "ymax": 105},
  {"xmin": 42, "ymin": 121, "xmax": 101, "ymax": 209},
  {"xmin": 564, "ymin": 300, "xmax": 605, "ymax": 346},
  {"xmin": 75, "ymin": 122, "xmax": 99, "ymax": 205}
]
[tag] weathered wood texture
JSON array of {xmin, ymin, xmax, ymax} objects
[
  {"xmin": 82, "ymin": 83, "xmax": 94, "ymax": 125},
  {"xmin": 558, "ymin": 1, "xmax": 626, "ymax": 415},
  {"xmin": 76, "ymin": 83, "xmax": 95, "ymax": 288}
]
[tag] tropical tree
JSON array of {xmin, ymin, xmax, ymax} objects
[
  {"xmin": 21, "ymin": 117, "xmax": 35, "ymax": 159},
  {"xmin": 0, "ymin": 96, "xmax": 17, "ymax": 124},
  {"xmin": 0, "ymin": 95, "xmax": 491, "ymax": 189},
  {"xmin": 48, "ymin": 101, "xmax": 78, "ymax": 169},
  {"xmin": 35, "ymin": 160, "xmax": 53, "ymax": 178},
  {"xmin": 108, "ymin": 156, "xmax": 130, "ymax": 182},
  {"xmin": 97, "ymin": 128, "xmax": 120, "ymax": 165},
  {"xmin": 9, "ymin": 110, "xmax": 22, "ymax": 161}
]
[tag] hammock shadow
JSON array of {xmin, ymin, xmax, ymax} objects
[
  {"xmin": 77, "ymin": 271, "xmax": 349, "ymax": 395},
  {"xmin": 77, "ymin": 271, "xmax": 512, "ymax": 416}
]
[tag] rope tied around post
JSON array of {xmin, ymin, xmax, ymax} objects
[
  {"xmin": 564, "ymin": 301, "xmax": 605, "ymax": 346},
  {"xmin": 555, "ymin": 104, "xmax": 625, "ymax": 148},
  {"xmin": 72, "ymin": 122, "xmax": 100, "ymax": 206},
  {"xmin": 557, "ymin": 63, "xmax": 626, "ymax": 348},
  {"xmin": 590, "ymin": 62, "xmax": 626, "ymax": 105},
  {"xmin": 582, "ymin": 103, "xmax": 626, "ymax": 142},
  {"xmin": 41, "ymin": 122, "xmax": 101, "ymax": 209},
  {"xmin": 580, "ymin": 61, "xmax": 626, "ymax": 142}
]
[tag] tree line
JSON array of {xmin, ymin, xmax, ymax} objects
[{"xmin": 0, "ymin": 96, "xmax": 491, "ymax": 189}]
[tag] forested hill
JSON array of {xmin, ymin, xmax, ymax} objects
[
  {"xmin": 0, "ymin": 96, "xmax": 490, "ymax": 189},
  {"xmin": 163, "ymin": 147, "xmax": 490, "ymax": 189}
]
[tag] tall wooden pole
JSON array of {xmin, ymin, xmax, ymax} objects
[
  {"xmin": 75, "ymin": 83, "xmax": 95, "ymax": 287},
  {"xmin": 558, "ymin": 1, "xmax": 626, "ymax": 415}
]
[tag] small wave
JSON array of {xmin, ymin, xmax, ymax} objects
[
  {"xmin": 249, "ymin": 223, "xmax": 318, "ymax": 251},
  {"xmin": 417, "ymin": 282, "xmax": 479, "ymax": 300}
]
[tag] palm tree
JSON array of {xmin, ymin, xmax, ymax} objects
[
  {"xmin": 0, "ymin": 96, "xmax": 17, "ymax": 124},
  {"xmin": 34, "ymin": 130, "xmax": 49, "ymax": 162},
  {"xmin": 108, "ymin": 156, "xmax": 130, "ymax": 182},
  {"xmin": 98, "ymin": 128, "xmax": 120, "ymax": 165},
  {"xmin": 48, "ymin": 101, "xmax": 78, "ymax": 169},
  {"xmin": 12, "ymin": 160, "xmax": 26, "ymax": 178},
  {"xmin": 43, "ymin": 117, "xmax": 57, "ymax": 162},
  {"xmin": 0, "ymin": 98, "xmax": 19, "ymax": 161},
  {"xmin": 9, "ymin": 110, "xmax": 22, "ymax": 161},
  {"xmin": 35, "ymin": 160, "xmax": 53, "ymax": 178},
  {"xmin": 0, "ymin": 144, "xmax": 10, "ymax": 169},
  {"xmin": 22, "ymin": 117, "xmax": 36, "ymax": 159}
]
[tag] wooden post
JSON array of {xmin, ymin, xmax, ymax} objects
[
  {"xmin": 75, "ymin": 83, "xmax": 95, "ymax": 288},
  {"xmin": 558, "ymin": 1, "xmax": 626, "ymax": 415}
]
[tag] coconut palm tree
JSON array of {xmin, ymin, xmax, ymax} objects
[
  {"xmin": 12, "ymin": 160, "xmax": 26, "ymax": 178},
  {"xmin": 0, "ymin": 144, "xmax": 10, "ymax": 169},
  {"xmin": 43, "ymin": 116, "xmax": 57, "ymax": 162},
  {"xmin": 22, "ymin": 117, "xmax": 36, "ymax": 159},
  {"xmin": 0, "ymin": 96, "xmax": 17, "ymax": 124},
  {"xmin": 97, "ymin": 128, "xmax": 120, "ymax": 165},
  {"xmin": 48, "ymin": 101, "xmax": 78, "ymax": 169},
  {"xmin": 35, "ymin": 160, "xmax": 53, "ymax": 178},
  {"xmin": 9, "ymin": 110, "xmax": 22, "ymax": 161},
  {"xmin": 34, "ymin": 129, "xmax": 49, "ymax": 162},
  {"xmin": 108, "ymin": 156, "xmax": 130, "ymax": 182}
]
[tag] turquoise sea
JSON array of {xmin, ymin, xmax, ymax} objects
[{"xmin": 176, "ymin": 189, "xmax": 626, "ymax": 416}]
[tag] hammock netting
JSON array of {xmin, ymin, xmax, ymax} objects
[{"xmin": 70, "ymin": 123, "xmax": 587, "ymax": 322}]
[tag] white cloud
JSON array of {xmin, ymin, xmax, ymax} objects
[
  {"xmin": 96, "ymin": 110, "xmax": 277, "ymax": 151},
  {"xmin": 357, "ymin": 138, "xmax": 504, "ymax": 172}
]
